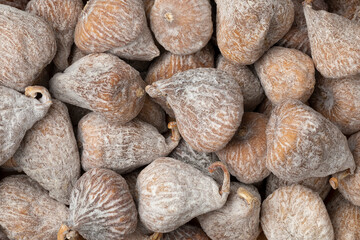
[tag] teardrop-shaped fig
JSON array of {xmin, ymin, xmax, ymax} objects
[
  {"xmin": 0, "ymin": 4, "xmax": 56, "ymax": 91},
  {"xmin": 198, "ymin": 182, "xmax": 261, "ymax": 240},
  {"xmin": 217, "ymin": 112, "xmax": 270, "ymax": 184},
  {"xmin": 266, "ymin": 99, "xmax": 355, "ymax": 182},
  {"xmin": 149, "ymin": 0, "xmax": 212, "ymax": 55},
  {"xmin": 304, "ymin": 2, "xmax": 360, "ymax": 78},
  {"xmin": 0, "ymin": 175, "xmax": 69, "ymax": 239},
  {"xmin": 163, "ymin": 224, "xmax": 210, "ymax": 240},
  {"xmin": 75, "ymin": 0, "xmax": 159, "ymax": 61},
  {"xmin": 0, "ymin": 86, "xmax": 52, "ymax": 165},
  {"xmin": 78, "ymin": 113, "xmax": 180, "ymax": 173},
  {"xmin": 216, "ymin": 0, "xmax": 294, "ymax": 65},
  {"xmin": 136, "ymin": 158, "xmax": 230, "ymax": 233},
  {"xmin": 146, "ymin": 68, "xmax": 243, "ymax": 152},
  {"xmin": 67, "ymin": 168, "xmax": 138, "ymax": 240},
  {"xmin": 13, "ymin": 99, "xmax": 81, "ymax": 204},
  {"xmin": 49, "ymin": 53, "xmax": 145, "ymax": 124},
  {"xmin": 254, "ymin": 46, "xmax": 315, "ymax": 105},
  {"xmin": 309, "ymin": 74, "xmax": 360, "ymax": 135},
  {"xmin": 261, "ymin": 184, "xmax": 334, "ymax": 240},
  {"xmin": 265, "ymin": 173, "xmax": 331, "ymax": 200},
  {"xmin": 217, "ymin": 55, "xmax": 264, "ymax": 111}
]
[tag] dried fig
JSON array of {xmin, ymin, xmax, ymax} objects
[
  {"xmin": 149, "ymin": 0, "xmax": 212, "ymax": 55},
  {"xmin": 75, "ymin": 0, "xmax": 159, "ymax": 61},
  {"xmin": 66, "ymin": 168, "xmax": 137, "ymax": 240},
  {"xmin": 137, "ymin": 96, "xmax": 167, "ymax": 133},
  {"xmin": 0, "ymin": 86, "xmax": 52, "ymax": 165},
  {"xmin": 255, "ymin": 46, "xmax": 315, "ymax": 105},
  {"xmin": 49, "ymin": 53, "xmax": 145, "ymax": 124},
  {"xmin": 265, "ymin": 173, "xmax": 331, "ymax": 200},
  {"xmin": 0, "ymin": 175, "xmax": 69, "ymax": 239},
  {"xmin": 327, "ymin": 0, "xmax": 360, "ymax": 21},
  {"xmin": 261, "ymin": 184, "xmax": 334, "ymax": 239},
  {"xmin": 13, "ymin": 99, "xmax": 81, "ymax": 204},
  {"xmin": 163, "ymin": 224, "xmax": 210, "ymax": 240},
  {"xmin": 266, "ymin": 99, "xmax": 355, "ymax": 182},
  {"xmin": 26, "ymin": 0, "xmax": 83, "ymax": 71},
  {"xmin": 78, "ymin": 113, "xmax": 180, "ymax": 173},
  {"xmin": 216, "ymin": 0, "xmax": 294, "ymax": 65},
  {"xmin": 304, "ymin": 1, "xmax": 360, "ymax": 78},
  {"xmin": 309, "ymin": 74, "xmax": 360, "ymax": 135},
  {"xmin": 217, "ymin": 55, "xmax": 264, "ymax": 111},
  {"xmin": 136, "ymin": 158, "xmax": 230, "ymax": 233},
  {"xmin": 216, "ymin": 112, "xmax": 270, "ymax": 184},
  {"xmin": 0, "ymin": 4, "xmax": 56, "ymax": 91},
  {"xmin": 0, "ymin": 0, "xmax": 29, "ymax": 9},
  {"xmin": 146, "ymin": 68, "xmax": 243, "ymax": 152},
  {"xmin": 198, "ymin": 182, "xmax": 261, "ymax": 240}
]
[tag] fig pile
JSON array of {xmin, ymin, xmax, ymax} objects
[{"xmin": 0, "ymin": 0, "xmax": 359, "ymax": 239}]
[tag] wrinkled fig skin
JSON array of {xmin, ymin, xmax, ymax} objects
[
  {"xmin": 78, "ymin": 113, "xmax": 180, "ymax": 173},
  {"xmin": 216, "ymin": 112, "xmax": 270, "ymax": 184},
  {"xmin": 266, "ymin": 99, "xmax": 355, "ymax": 182},
  {"xmin": 136, "ymin": 158, "xmax": 230, "ymax": 233},
  {"xmin": 261, "ymin": 185, "xmax": 334, "ymax": 240},
  {"xmin": 68, "ymin": 168, "xmax": 138, "ymax": 240},
  {"xmin": 304, "ymin": 3, "xmax": 360, "ymax": 78},
  {"xmin": 265, "ymin": 173, "xmax": 331, "ymax": 200},
  {"xmin": 26, "ymin": 0, "xmax": 84, "ymax": 71},
  {"xmin": 332, "ymin": 131, "xmax": 360, "ymax": 206},
  {"xmin": 0, "ymin": 4, "xmax": 57, "ymax": 91},
  {"xmin": 327, "ymin": 191, "xmax": 360, "ymax": 240},
  {"xmin": 146, "ymin": 68, "xmax": 244, "ymax": 153},
  {"xmin": 49, "ymin": 53, "xmax": 146, "ymax": 123},
  {"xmin": 0, "ymin": 175, "xmax": 69, "ymax": 240},
  {"xmin": 198, "ymin": 182, "xmax": 261, "ymax": 240},
  {"xmin": 13, "ymin": 100, "xmax": 81, "ymax": 204},
  {"xmin": 0, "ymin": 86, "xmax": 52, "ymax": 165},
  {"xmin": 163, "ymin": 224, "xmax": 210, "ymax": 240},
  {"xmin": 137, "ymin": 96, "xmax": 168, "ymax": 133},
  {"xmin": 169, "ymin": 139, "xmax": 223, "ymax": 183}
]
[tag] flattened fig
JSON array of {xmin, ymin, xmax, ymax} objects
[
  {"xmin": 136, "ymin": 158, "xmax": 230, "ymax": 233},
  {"xmin": 198, "ymin": 182, "xmax": 261, "ymax": 240},
  {"xmin": 78, "ymin": 113, "xmax": 180, "ymax": 173},
  {"xmin": 266, "ymin": 99, "xmax": 355, "ymax": 182},
  {"xmin": 13, "ymin": 100, "xmax": 81, "ymax": 204},
  {"xmin": 67, "ymin": 168, "xmax": 137, "ymax": 240},
  {"xmin": 0, "ymin": 175, "xmax": 69, "ymax": 239},
  {"xmin": 0, "ymin": 4, "xmax": 56, "ymax": 91},
  {"xmin": 49, "ymin": 53, "xmax": 145, "ymax": 124},
  {"xmin": 146, "ymin": 68, "xmax": 243, "ymax": 152},
  {"xmin": 163, "ymin": 224, "xmax": 210, "ymax": 240},
  {"xmin": 0, "ymin": 86, "xmax": 52, "ymax": 165}
]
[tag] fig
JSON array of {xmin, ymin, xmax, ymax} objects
[{"xmin": 163, "ymin": 224, "xmax": 210, "ymax": 240}]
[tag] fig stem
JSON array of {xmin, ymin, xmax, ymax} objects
[
  {"xmin": 57, "ymin": 224, "xmax": 84, "ymax": 240},
  {"xmin": 237, "ymin": 187, "xmax": 257, "ymax": 207},
  {"xmin": 168, "ymin": 121, "xmax": 180, "ymax": 141},
  {"xmin": 164, "ymin": 12, "xmax": 174, "ymax": 23},
  {"xmin": 145, "ymin": 85, "xmax": 162, "ymax": 98},
  {"xmin": 329, "ymin": 169, "xmax": 352, "ymax": 189},
  {"xmin": 208, "ymin": 162, "xmax": 230, "ymax": 196},
  {"xmin": 25, "ymin": 86, "xmax": 52, "ymax": 105},
  {"xmin": 150, "ymin": 232, "xmax": 163, "ymax": 240},
  {"xmin": 136, "ymin": 88, "xmax": 145, "ymax": 98}
]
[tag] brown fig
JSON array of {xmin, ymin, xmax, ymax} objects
[
  {"xmin": 163, "ymin": 224, "xmax": 210, "ymax": 240},
  {"xmin": 0, "ymin": 4, "xmax": 56, "ymax": 91},
  {"xmin": 146, "ymin": 68, "xmax": 243, "ymax": 152},
  {"xmin": 12, "ymin": 100, "xmax": 81, "ymax": 204},
  {"xmin": 304, "ymin": 2, "xmax": 360, "ymax": 78},
  {"xmin": 261, "ymin": 185, "xmax": 334, "ymax": 239},
  {"xmin": 78, "ymin": 113, "xmax": 180, "ymax": 173},
  {"xmin": 198, "ymin": 182, "xmax": 261, "ymax": 240},
  {"xmin": 137, "ymin": 96, "xmax": 168, "ymax": 133},
  {"xmin": 75, "ymin": 0, "xmax": 159, "ymax": 61},
  {"xmin": 0, "ymin": 86, "xmax": 52, "ymax": 165},
  {"xmin": 216, "ymin": 112, "xmax": 270, "ymax": 184},
  {"xmin": 136, "ymin": 158, "xmax": 231, "ymax": 233},
  {"xmin": 216, "ymin": 0, "xmax": 294, "ymax": 65},
  {"xmin": 266, "ymin": 99, "xmax": 355, "ymax": 182},
  {"xmin": 265, "ymin": 173, "xmax": 331, "ymax": 200},
  {"xmin": 309, "ymin": 74, "xmax": 360, "ymax": 135},
  {"xmin": 256, "ymin": 97, "xmax": 274, "ymax": 118},
  {"xmin": 66, "ymin": 168, "xmax": 138, "ymax": 240},
  {"xmin": 327, "ymin": 0, "xmax": 360, "ymax": 21},
  {"xmin": 254, "ymin": 46, "xmax": 315, "ymax": 105},
  {"xmin": 0, "ymin": 175, "xmax": 69, "ymax": 239},
  {"xmin": 49, "ymin": 53, "xmax": 145, "ymax": 124}
]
